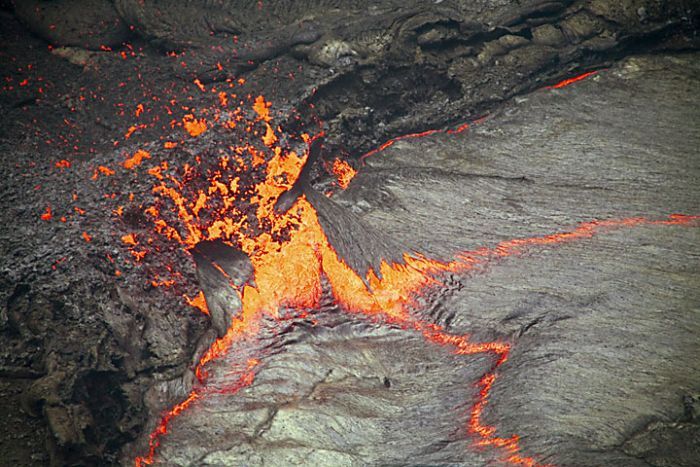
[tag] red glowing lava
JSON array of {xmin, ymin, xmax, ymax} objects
[
  {"xmin": 548, "ymin": 70, "xmax": 598, "ymax": 89},
  {"xmin": 123, "ymin": 149, "xmax": 151, "ymax": 169}
]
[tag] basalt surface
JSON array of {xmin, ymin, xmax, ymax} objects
[{"xmin": 0, "ymin": 1, "xmax": 698, "ymax": 467}]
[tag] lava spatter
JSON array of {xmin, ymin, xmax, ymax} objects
[{"xmin": 331, "ymin": 158, "xmax": 357, "ymax": 189}]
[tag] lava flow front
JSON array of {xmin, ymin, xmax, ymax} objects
[{"xmin": 117, "ymin": 93, "xmax": 700, "ymax": 467}]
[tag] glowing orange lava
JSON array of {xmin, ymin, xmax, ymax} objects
[
  {"xmin": 548, "ymin": 71, "xmax": 598, "ymax": 89},
  {"xmin": 182, "ymin": 114, "xmax": 207, "ymax": 137},
  {"xmin": 184, "ymin": 291, "xmax": 209, "ymax": 316},
  {"xmin": 40, "ymin": 205, "xmax": 53, "ymax": 221},
  {"xmin": 54, "ymin": 159, "xmax": 71, "ymax": 169},
  {"xmin": 331, "ymin": 158, "xmax": 357, "ymax": 189},
  {"xmin": 123, "ymin": 149, "xmax": 151, "ymax": 169}
]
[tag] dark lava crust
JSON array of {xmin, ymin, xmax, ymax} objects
[{"xmin": 1, "ymin": 1, "xmax": 699, "ymax": 466}]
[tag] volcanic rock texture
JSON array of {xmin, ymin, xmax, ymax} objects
[{"xmin": 0, "ymin": 0, "xmax": 698, "ymax": 466}]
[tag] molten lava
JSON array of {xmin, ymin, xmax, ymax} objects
[
  {"xmin": 331, "ymin": 158, "xmax": 357, "ymax": 189},
  {"xmin": 123, "ymin": 149, "xmax": 151, "ymax": 169},
  {"xmin": 17, "ymin": 32, "xmax": 692, "ymax": 464},
  {"xmin": 548, "ymin": 71, "xmax": 598, "ymax": 89},
  {"xmin": 184, "ymin": 290, "xmax": 209, "ymax": 316}
]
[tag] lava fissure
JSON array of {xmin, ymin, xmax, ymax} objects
[{"xmin": 347, "ymin": 70, "xmax": 598, "ymax": 190}]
